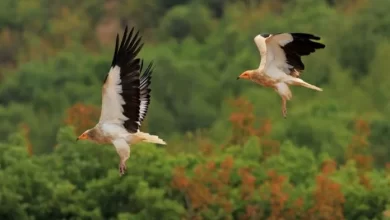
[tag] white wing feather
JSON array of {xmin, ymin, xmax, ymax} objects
[
  {"xmin": 98, "ymin": 66, "xmax": 128, "ymax": 124},
  {"xmin": 254, "ymin": 33, "xmax": 294, "ymax": 78},
  {"xmin": 254, "ymin": 35, "xmax": 268, "ymax": 70},
  {"xmin": 266, "ymin": 34, "xmax": 294, "ymax": 74}
]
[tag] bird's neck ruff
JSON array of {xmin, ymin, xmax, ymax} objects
[
  {"xmin": 243, "ymin": 69, "xmax": 257, "ymax": 80},
  {"xmin": 88, "ymin": 127, "xmax": 111, "ymax": 144},
  {"xmin": 248, "ymin": 70, "xmax": 256, "ymax": 78},
  {"xmin": 251, "ymin": 70, "xmax": 278, "ymax": 88}
]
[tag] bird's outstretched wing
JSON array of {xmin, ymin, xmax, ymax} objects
[
  {"xmin": 98, "ymin": 26, "xmax": 149, "ymax": 133},
  {"xmin": 138, "ymin": 60, "xmax": 153, "ymax": 124},
  {"xmin": 253, "ymin": 34, "xmax": 270, "ymax": 71},
  {"xmin": 254, "ymin": 33, "xmax": 325, "ymax": 77}
]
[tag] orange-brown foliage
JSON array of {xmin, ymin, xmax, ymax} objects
[
  {"xmin": 228, "ymin": 97, "xmax": 280, "ymax": 160},
  {"xmin": 240, "ymin": 205, "xmax": 262, "ymax": 220},
  {"xmin": 171, "ymin": 102, "xmax": 379, "ymax": 219},
  {"xmin": 307, "ymin": 159, "xmax": 345, "ymax": 220},
  {"xmin": 359, "ymin": 174, "xmax": 372, "ymax": 190},
  {"xmin": 238, "ymin": 167, "xmax": 256, "ymax": 201},
  {"xmin": 171, "ymin": 156, "xmax": 235, "ymax": 218},
  {"xmin": 64, "ymin": 103, "xmax": 101, "ymax": 135},
  {"xmin": 346, "ymin": 119, "xmax": 373, "ymax": 189},
  {"xmin": 267, "ymin": 170, "xmax": 289, "ymax": 219},
  {"xmin": 171, "ymin": 167, "xmax": 190, "ymax": 190},
  {"xmin": 237, "ymin": 167, "xmax": 266, "ymax": 220},
  {"xmin": 198, "ymin": 139, "xmax": 214, "ymax": 157},
  {"xmin": 285, "ymin": 197, "xmax": 304, "ymax": 218},
  {"xmin": 321, "ymin": 159, "xmax": 337, "ymax": 175},
  {"xmin": 384, "ymin": 209, "xmax": 390, "ymax": 218},
  {"xmin": 228, "ymin": 97, "xmax": 256, "ymax": 143}
]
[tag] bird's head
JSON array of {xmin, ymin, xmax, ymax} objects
[
  {"xmin": 237, "ymin": 70, "xmax": 254, "ymax": 80},
  {"xmin": 76, "ymin": 129, "xmax": 93, "ymax": 141}
]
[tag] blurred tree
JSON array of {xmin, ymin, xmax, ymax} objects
[
  {"xmin": 64, "ymin": 103, "xmax": 101, "ymax": 135},
  {"xmin": 159, "ymin": 3, "xmax": 213, "ymax": 42},
  {"xmin": 0, "ymin": 0, "xmax": 389, "ymax": 218}
]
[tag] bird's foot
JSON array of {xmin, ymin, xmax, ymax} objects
[
  {"xmin": 119, "ymin": 161, "xmax": 127, "ymax": 176},
  {"xmin": 281, "ymin": 98, "xmax": 288, "ymax": 119},
  {"xmin": 282, "ymin": 107, "xmax": 287, "ymax": 118}
]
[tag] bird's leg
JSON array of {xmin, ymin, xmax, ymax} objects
[
  {"xmin": 113, "ymin": 142, "xmax": 130, "ymax": 176},
  {"xmin": 274, "ymin": 83, "xmax": 291, "ymax": 118},
  {"xmin": 119, "ymin": 159, "xmax": 127, "ymax": 176},
  {"xmin": 118, "ymin": 151, "xmax": 130, "ymax": 176},
  {"xmin": 281, "ymin": 97, "xmax": 287, "ymax": 118}
]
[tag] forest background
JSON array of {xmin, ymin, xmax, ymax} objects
[{"xmin": 0, "ymin": 0, "xmax": 390, "ymax": 219}]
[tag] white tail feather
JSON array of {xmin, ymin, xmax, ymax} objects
[
  {"xmin": 135, "ymin": 132, "xmax": 167, "ymax": 145},
  {"xmin": 287, "ymin": 78, "xmax": 323, "ymax": 91}
]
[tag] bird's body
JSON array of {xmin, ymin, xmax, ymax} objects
[
  {"xmin": 238, "ymin": 33, "xmax": 325, "ymax": 118},
  {"xmin": 84, "ymin": 123, "xmax": 131, "ymax": 145},
  {"xmin": 77, "ymin": 26, "xmax": 166, "ymax": 176},
  {"xmin": 250, "ymin": 69, "xmax": 279, "ymax": 88}
]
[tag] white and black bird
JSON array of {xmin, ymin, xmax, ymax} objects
[
  {"xmin": 237, "ymin": 33, "xmax": 325, "ymax": 118},
  {"xmin": 77, "ymin": 25, "xmax": 166, "ymax": 176}
]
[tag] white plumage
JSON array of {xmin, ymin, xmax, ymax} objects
[
  {"xmin": 99, "ymin": 66, "xmax": 128, "ymax": 124},
  {"xmin": 77, "ymin": 26, "xmax": 166, "ymax": 176},
  {"xmin": 238, "ymin": 32, "xmax": 325, "ymax": 117}
]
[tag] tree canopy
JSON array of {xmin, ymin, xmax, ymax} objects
[{"xmin": 0, "ymin": 0, "xmax": 390, "ymax": 219}]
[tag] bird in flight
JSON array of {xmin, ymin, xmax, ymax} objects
[
  {"xmin": 77, "ymin": 25, "xmax": 166, "ymax": 176},
  {"xmin": 237, "ymin": 33, "xmax": 325, "ymax": 118}
]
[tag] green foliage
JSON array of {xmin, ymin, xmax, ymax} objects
[
  {"xmin": 0, "ymin": 0, "xmax": 389, "ymax": 218},
  {"xmin": 159, "ymin": 3, "xmax": 213, "ymax": 42},
  {"xmin": 2, "ymin": 0, "xmax": 388, "ymax": 155},
  {"xmin": 263, "ymin": 141, "xmax": 318, "ymax": 185},
  {"xmin": 0, "ymin": 129, "xmax": 187, "ymax": 219}
]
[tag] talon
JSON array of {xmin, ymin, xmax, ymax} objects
[
  {"xmin": 281, "ymin": 98, "xmax": 287, "ymax": 118},
  {"xmin": 119, "ymin": 162, "xmax": 127, "ymax": 176},
  {"xmin": 281, "ymin": 106, "xmax": 287, "ymax": 118}
]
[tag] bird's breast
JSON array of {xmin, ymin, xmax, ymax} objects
[
  {"xmin": 98, "ymin": 123, "xmax": 129, "ymax": 143},
  {"xmin": 252, "ymin": 73, "xmax": 278, "ymax": 88}
]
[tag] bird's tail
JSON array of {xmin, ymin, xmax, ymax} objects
[
  {"xmin": 287, "ymin": 78, "xmax": 323, "ymax": 91},
  {"xmin": 134, "ymin": 131, "xmax": 167, "ymax": 145}
]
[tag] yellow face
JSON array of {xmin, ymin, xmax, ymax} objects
[
  {"xmin": 76, "ymin": 132, "xmax": 89, "ymax": 141},
  {"xmin": 237, "ymin": 71, "xmax": 251, "ymax": 80}
]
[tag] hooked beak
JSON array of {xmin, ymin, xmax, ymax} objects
[
  {"xmin": 76, "ymin": 133, "xmax": 87, "ymax": 141},
  {"xmin": 237, "ymin": 71, "xmax": 251, "ymax": 80}
]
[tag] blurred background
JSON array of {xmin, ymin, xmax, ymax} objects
[{"xmin": 0, "ymin": 0, "xmax": 390, "ymax": 219}]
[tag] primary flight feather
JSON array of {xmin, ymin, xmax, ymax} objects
[
  {"xmin": 77, "ymin": 25, "xmax": 166, "ymax": 176},
  {"xmin": 237, "ymin": 33, "xmax": 325, "ymax": 118}
]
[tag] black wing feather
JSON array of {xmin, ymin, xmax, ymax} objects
[
  {"xmin": 107, "ymin": 25, "xmax": 145, "ymax": 133},
  {"xmin": 138, "ymin": 60, "xmax": 153, "ymax": 124},
  {"xmin": 281, "ymin": 33, "xmax": 325, "ymax": 72}
]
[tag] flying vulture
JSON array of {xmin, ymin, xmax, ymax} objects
[
  {"xmin": 77, "ymin": 25, "xmax": 166, "ymax": 176},
  {"xmin": 237, "ymin": 33, "xmax": 325, "ymax": 118}
]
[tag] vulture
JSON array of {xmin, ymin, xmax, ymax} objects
[
  {"xmin": 237, "ymin": 33, "xmax": 325, "ymax": 118},
  {"xmin": 77, "ymin": 25, "xmax": 166, "ymax": 176}
]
